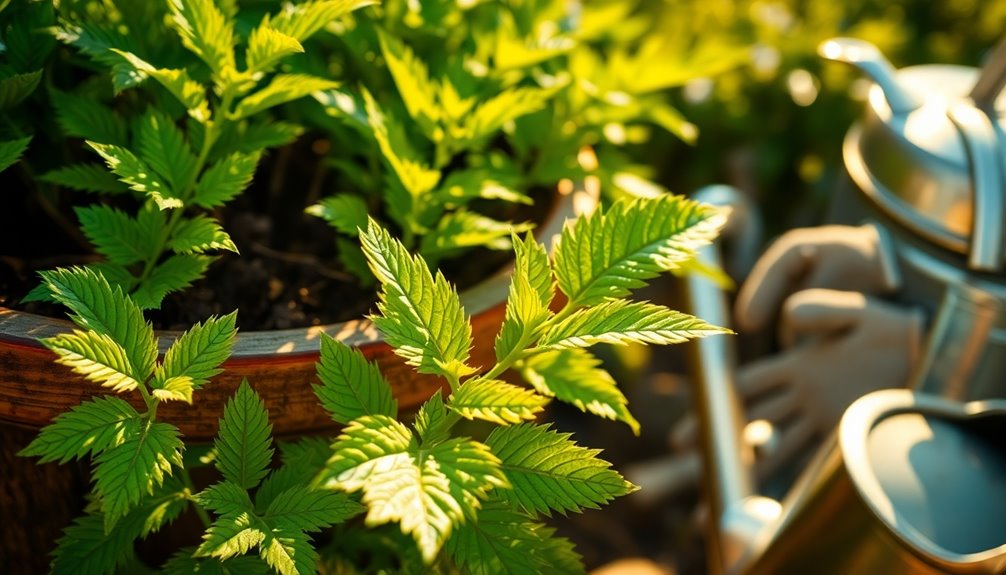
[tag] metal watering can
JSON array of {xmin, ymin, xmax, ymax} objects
[{"xmin": 682, "ymin": 37, "xmax": 1006, "ymax": 574}]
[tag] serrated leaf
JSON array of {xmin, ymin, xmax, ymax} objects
[
  {"xmin": 313, "ymin": 334, "xmax": 396, "ymax": 425},
  {"xmin": 55, "ymin": 23, "xmax": 142, "ymax": 91},
  {"xmin": 95, "ymin": 421, "xmax": 184, "ymax": 530},
  {"xmin": 306, "ymin": 194, "xmax": 369, "ymax": 236},
  {"xmin": 414, "ymin": 392, "xmax": 450, "ymax": 445},
  {"xmin": 463, "ymin": 87, "xmax": 552, "ymax": 142},
  {"xmin": 449, "ymin": 379, "xmax": 549, "ymax": 425},
  {"xmin": 485, "ymin": 423, "xmax": 636, "ymax": 517},
  {"xmin": 320, "ymin": 415, "xmax": 507, "ymax": 563},
  {"xmin": 130, "ymin": 253, "xmax": 213, "ymax": 310},
  {"xmin": 0, "ymin": 69, "xmax": 42, "ymax": 110},
  {"xmin": 444, "ymin": 502, "xmax": 585, "ymax": 575},
  {"xmin": 137, "ymin": 110, "xmax": 199, "ymax": 193},
  {"xmin": 259, "ymin": 526, "xmax": 317, "ymax": 575},
  {"xmin": 50, "ymin": 511, "xmax": 137, "ymax": 575},
  {"xmin": 40, "ymin": 163, "xmax": 129, "ymax": 193},
  {"xmin": 246, "ymin": 23, "xmax": 303, "ymax": 73},
  {"xmin": 265, "ymin": 487, "xmax": 362, "ymax": 531},
  {"xmin": 197, "ymin": 511, "xmax": 267, "ymax": 560},
  {"xmin": 215, "ymin": 380, "xmax": 274, "ymax": 490},
  {"xmin": 19, "ymin": 396, "xmax": 141, "ymax": 464},
  {"xmin": 435, "ymin": 168, "xmax": 533, "ymax": 207},
  {"xmin": 236, "ymin": 120, "xmax": 304, "ymax": 152},
  {"xmin": 360, "ymin": 220, "xmax": 473, "ymax": 379},
  {"xmin": 540, "ymin": 300, "xmax": 728, "ymax": 349},
  {"xmin": 554, "ymin": 195, "xmax": 726, "ymax": 307},
  {"xmin": 110, "ymin": 50, "xmax": 208, "ymax": 117},
  {"xmin": 419, "ymin": 210, "xmax": 532, "ymax": 263},
  {"xmin": 521, "ymin": 348, "xmax": 639, "ymax": 435},
  {"xmin": 51, "ymin": 91, "xmax": 127, "ymax": 146},
  {"xmin": 43, "ymin": 329, "xmax": 141, "ymax": 393},
  {"xmin": 75, "ymin": 205, "xmax": 151, "ymax": 266},
  {"xmin": 268, "ymin": 0, "xmax": 376, "ymax": 41},
  {"xmin": 232, "ymin": 74, "xmax": 339, "ymax": 120},
  {"xmin": 88, "ymin": 142, "xmax": 181, "ymax": 209},
  {"xmin": 163, "ymin": 550, "xmax": 272, "ymax": 575},
  {"xmin": 168, "ymin": 0, "xmax": 236, "ymax": 77},
  {"xmin": 193, "ymin": 151, "xmax": 261, "ymax": 208},
  {"xmin": 151, "ymin": 375, "xmax": 196, "ymax": 403},
  {"xmin": 169, "ymin": 215, "xmax": 239, "ymax": 254},
  {"xmin": 377, "ymin": 32, "xmax": 440, "ymax": 137},
  {"xmin": 198, "ymin": 480, "xmax": 256, "ymax": 516},
  {"xmin": 38, "ymin": 266, "xmax": 157, "ymax": 382},
  {"xmin": 0, "ymin": 135, "xmax": 31, "ymax": 173},
  {"xmin": 362, "ymin": 90, "xmax": 441, "ymax": 199},
  {"xmin": 255, "ymin": 438, "xmax": 331, "ymax": 511},
  {"xmin": 495, "ymin": 232, "xmax": 554, "ymax": 361}
]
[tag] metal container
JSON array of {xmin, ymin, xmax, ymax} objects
[{"xmin": 822, "ymin": 38, "xmax": 1006, "ymax": 399}]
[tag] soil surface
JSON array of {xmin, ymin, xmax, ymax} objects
[{"xmin": 1, "ymin": 138, "xmax": 553, "ymax": 331}]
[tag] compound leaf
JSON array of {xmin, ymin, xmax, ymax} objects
[
  {"xmin": 43, "ymin": 330, "xmax": 142, "ymax": 393},
  {"xmin": 40, "ymin": 163, "xmax": 129, "ymax": 194},
  {"xmin": 193, "ymin": 151, "xmax": 261, "ymax": 208},
  {"xmin": 264, "ymin": 487, "xmax": 362, "ymax": 532},
  {"xmin": 130, "ymin": 253, "xmax": 214, "ymax": 310},
  {"xmin": 51, "ymin": 91, "xmax": 127, "ymax": 146},
  {"xmin": 269, "ymin": 0, "xmax": 376, "ymax": 41},
  {"xmin": 449, "ymin": 379, "xmax": 549, "ymax": 425},
  {"xmin": 136, "ymin": 110, "xmax": 199, "ymax": 193},
  {"xmin": 246, "ymin": 23, "xmax": 303, "ymax": 73},
  {"xmin": 540, "ymin": 300, "xmax": 728, "ymax": 349},
  {"xmin": 168, "ymin": 215, "xmax": 239, "ymax": 254},
  {"xmin": 0, "ymin": 135, "xmax": 31, "ymax": 173},
  {"xmin": 168, "ymin": 0, "xmax": 236, "ymax": 77},
  {"xmin": 232, "ymin": 74, "xmax": 339, "ymax": 120},
  {"xmin": 19, "ymin": 396, "xmax": 141, "ymax": 464},
  {"xmin": 75, "ymin": 205, "xmax": 151, "ymax": 266},
  {"xmin": 88, "ymin": 142, "xmax": 181, "ymax": 209}
]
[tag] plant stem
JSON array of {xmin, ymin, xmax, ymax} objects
[{"xmin": 181, "ymin": 468, "xmax": 212, "ymax": 528}]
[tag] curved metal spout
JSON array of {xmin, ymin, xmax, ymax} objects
[{"xmin": 818, "ymin": 38, "xmax": 920, "ymax": 114}]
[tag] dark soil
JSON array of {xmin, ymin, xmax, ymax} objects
[{"xmin": 1, "ymin": 138, "xmax": 554, "ymax": 331}]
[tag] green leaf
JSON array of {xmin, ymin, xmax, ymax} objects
[
  {"xmin": 232, "ymin": 74, "xmax": 339, "ymax": 120},
  {"xmin": 236, "ymin": 121, "xmax": 304, "ymax": 152},
  {"xmin": 485, "ymin": 423, "xmax": 636, "ymax": 517},
  {"xmin": 268, "ymin": 0, "xmax": 376, "ymax": 41},
  {"xmin": 55, "ymin": 23, "xmax": 142, "ymax": 91},
  {"xmin": 43, "ymin": 329, "xmax": 142, "ymax": 393},
  {"xmin": 319, "ymin": 415, "xmax": 507, "ymax": 563},
  {"xmin": 435, "ymin": 168, "xmax": 533, "ymax": 207},
  {"xmin": 444, "ymin": 502, "xmax": 585, "ymax": 575},
  {"xmin": 137, "ymin": 110, "xmax": 199, "ymax": 193},
  {"xmin": 313, "ymin": 334, "xmax": 396, "ymax": 425},
  {"xmin": 255, "ymin": 438, "xmax": 331, "ymax": 511},
  {"xmin": 414, "ymin": 392, "xmax": 450, "ymax": 445},
  {"xmin": 19, "ymin": 396, "xmax": 141, "ymax": 464},
  {"xmin": 153, "ymin": 311, "xmax": 237, "ymax": 392},
  {"xmin": 75, "ymin": 205, "xmax": 150, "ymax": 266},
  {"xmin": 50, "ymin": 91, "xmax": 127, "ymax": 145},
  {"xmin": 215, "ymin": 380, "xmax": 274, "ymax": 490},
  {"xmin": 520, "ymin": 348, "xmax": 639, "ymax": 435},
  {"xmin": 40, "ymin": 163, "xmax": 129, "ymax": 193},
  {"xmin": 463, "ymin": 87, "xmax": 553, "ymax": 142},
  {"xmin": 495, "ymin": 232, "xmax": 554, "ymax": 361},
  {"xmin": 0, "ymin": 69, "xmax": 42, "ymax": 110},
  {"xmin": 362, "ymin": 90, "xmax": 441, "ymax": 199},
  {"xmin": 197, "ymin": 511, "xmax": 266, "ymax": 561},
  {"xmin": 377, "ymin": 32, "xmax": 440, "ymax": 137},
  {"xmin": 0, "ymin": 135, "xmax": 31, "ymax": 173},
  {"xmin": 540, "ymin": 300, "xmax": 728, "ymax": 349},
  {"xmin": 163, "ymin": 550, "xmax": 272, "ymax": 575},
  {"xmin": 554, "ymin": 195, "xmax": 726, "ymax": 307},
  {"xmin": 419, "ymin": 210, "xmax": 532, "ymax": 262},
  {"xmin": 130, "ymin": 253, "xmax": 214, "ymax": 310},
  {"xmin": 193, "ymin": 151, "xmax": 261, "ymax": 208},
  {"xmin": 265, "ymin": 487, "xmax": 362, "ymax": 531},
  {"xmin": 259, "ymin": 526, "xmax": 317, "ymax": 575},
  {"xmin": 110, "ymin": 50, "xmax": 209, "ymax": 118},
  {"xmin": 305, "ymin": 194, "xmax": 369, "ymax": 236},
  {"xmin": 360, "ymin": 219, "xmax": 473, "ymax": 379},
  {"xmin": 88, "ymin": 142, "xmax": 181, "ymax": 209},
  {"xmin": 169, "ymin": 215, "xmax": 239, "ymax": 254},
  {"xmin": 38, "ymin": 266, "xmax": 157, "ymax": 383},
  {"xmin": 449, "ymin": 379, "xmax": 549, "ymax": 425},
  {"xmin": 246, "ymin": 23, "xmax": 303, "ymax": 73},
  {"xmin": 50, "ymin": 512, "xmax": 137, "ymax": 575},
  {"xmin": 95, "ymin": 421, "xmax": 184, "ymax": 530},
  {"xmin": 198, "ymin": 481, "xmax": 256, "ymax": 516},
  {"xmin": 168, "ymin": 0, "xmax": 236, "ymax": 77}
]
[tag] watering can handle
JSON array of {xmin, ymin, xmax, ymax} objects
[{"xmin": 969, "ymin": 36, "xmax": 1006, "ymax": 110}]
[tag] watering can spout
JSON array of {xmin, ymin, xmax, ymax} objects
[{"xmin": 818, "ymin": 38, "xmax": 920, "ymax": 114}]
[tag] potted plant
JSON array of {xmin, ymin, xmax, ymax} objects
[{"xmin": 0, "ymin": 0, "xmax": 731, "ymax": 571}]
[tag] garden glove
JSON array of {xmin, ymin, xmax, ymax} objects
[
  {"xmin": 734, "ymin": 223, "xmax": 901, "ymax": 333},
  {"xmin": 673, "ymin": 288, "xmax": 924, "ymax": 480}
]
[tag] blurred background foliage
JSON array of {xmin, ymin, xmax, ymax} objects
[{"xmin": 582, "ymin": 0, "xmax": 1006, "ymax": 236}]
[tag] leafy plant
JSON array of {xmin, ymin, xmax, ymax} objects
[
  {"xmin": 20, "ymin": 193, "xmax": 727, "ymax": 574},
  {"xmin": 21, "ymin": 0, "xmax": 372, "ymax": 309}
]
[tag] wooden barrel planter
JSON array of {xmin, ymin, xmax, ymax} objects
[{"xmin": 0, "ymin": 180, "xmax": 598, "ymax": 571}]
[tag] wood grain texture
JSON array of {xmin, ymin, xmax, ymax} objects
[{"xmin": 0, "ymin": 182, "xmax": 597, "ymax": 440}]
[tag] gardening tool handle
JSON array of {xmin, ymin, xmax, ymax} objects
[{"xmin": 969, "ymin": 36, "xmax": 1006, "ymax": 111}]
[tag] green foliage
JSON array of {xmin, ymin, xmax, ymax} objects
[
  {"xmin": 313, "ymin": 334, "xmax": 397, "ymax": 425},
  {"xmin": 0, "ymin": 135, "xmax": 31, "ymax": 172},
  {"xmin": 214, "ymin": 380, "xmax": 274, "ymax": 489}
]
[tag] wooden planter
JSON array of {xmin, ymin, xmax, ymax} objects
[{"xmin": 0, "ymin": 180, "xmax": 598, "ymax": 441}]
